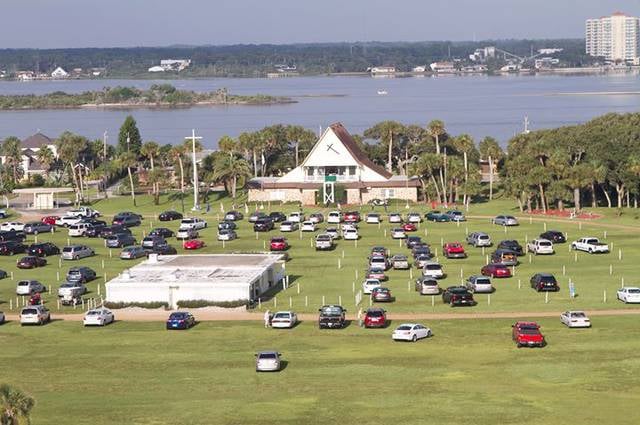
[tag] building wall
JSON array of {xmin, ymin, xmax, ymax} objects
[{"xmin": 360, "ymin": 186, "xmax": 417, "ymax": 203}]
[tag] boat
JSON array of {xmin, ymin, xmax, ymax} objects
[{"xmin": 377, "ymin": 90, "xmax": 388, "ymax": 95}]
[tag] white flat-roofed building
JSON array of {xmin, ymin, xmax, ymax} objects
[{"xmin": 106, "ymin": 254, "xmax": 285, "ymax": 308}]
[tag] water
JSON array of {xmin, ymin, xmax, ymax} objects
[{"xmin": 0, "ymin": 73, "xmax": 638, "ymax": 147}]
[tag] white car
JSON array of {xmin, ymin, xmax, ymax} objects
[
  {"xmin": 255, "ymin": 351, "xmax": 281, "ymax": 372},
  {"xmin": 68, "ymin": 223, "xmax": 90, "ymax": 237},
  {"xmin": 288, "ymin": 212, "xmax": 304, "ymax": 223},
  {"xmin": 280, "ymin": 221, "xmax": 298, "ymax": 232},
  {"xmin": 55, "ymin": 215, "xmax": 83, "ymax": 227},
  {"xmin": 270, "ymin": 311, "xmax": 298, "ymax": 329},
  {"xmin": 309, "ymin": 213, "xmax": 324, "ymax": 224},
  {"xmin": 423, "ymin": 261, "xmax": 444, "ymax": 279},
  {"xmin": 407, "ymin": 213, "xmax": 422, "ymax": 223},
  {"xmin": 325, "ymin": 227, "xmax": 340, "ymax": 240},
  {"xmin": 0, "ymin": 221, "xmax": 24, "ymax": 231},
  {"xmin": 83, "ymin": 308, "xmax": 115, "ymax": 326},
  {"xmin": 526, "ymin": 239, "xmax": 554, "ymax": 255},
  {"xmin": 388, "ymin": 213, "xmax": 403, "ymax": 223},
  {"xmin": 492, "ymin": 215, "xmax": 519, "ymax": 226},
  {"xmin": 571, "ymin": 237, "xmax": 609, "ymax": 254},
  {"xmin": 20, "ymin": 305, "xmax": 51, "ymax": 326},
  {"xmin": 58, "ymin": 282, "xmax": 87, "ymax": 298},
  {"xmin": 217, "ymin": 230, "xmax": 237, "ymax": 241},
  {"xmin": 369, "ymin": 256, "xmax": 389, "ymax": 271},
  {"xmin": 617, "ymin": 287, "xmax": 640, "ymax": 304},
  {"xmin": 560, "ymin": 311, "xmax": 591, "ymax": 328},
  {"xmin": 300, "ymin": 221, "xmax": 316, "ymax": 232},
  {"xmin": 392, "ymin": 323, "xmax": 432, "ymax": 342},
  {"xmin": 327, "ymin": 211, "xmax": 342, "ymax": 224},
  {"xmin": 365, "ymin": 213, "xmax": 381, "ymax": 224},
  {"xmin": 176, "ymin": 228, "xmax": 198, "ymax": 239},
  {"xmin": 341, "ymin": 222, "xmax": 358, "ymax": 231},
  {"xmin": 465, "ymin": 276, "xmax": 493, "ymax": 293},
  {"xmin": 16, "ymin": 280, "xmax": 46, "ymax": 296},
  {"xmin": 362, "ymin": 278, "xmax": 382, "ymax": 294},
  {"xmin": 391, "ymin": 228, "xmax": 406, "ymax": 239},
  {"xmin": 179, "ymin": 217, "xmax": 207, "ymax": 231},
  {"xmin": 343, "ymin": 228, "xmax": 359, "ymax": 240}
]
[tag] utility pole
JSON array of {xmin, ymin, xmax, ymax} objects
[
  {"xmin": 102, "ymin": 131, "xmax": 108, "ymax": 199},
  {"xmin": 185, "ymin": 129, "xmax": 202, "ymax": 211}
]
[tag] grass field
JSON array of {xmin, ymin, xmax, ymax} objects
[{"xmin": 1, "ymin": 317, "xmax": 639, "ymax": 425}]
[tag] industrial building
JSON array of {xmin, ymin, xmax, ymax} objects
[{"xmin": 105, "ymin": 254, "xmax": 286, "ymax": 309}]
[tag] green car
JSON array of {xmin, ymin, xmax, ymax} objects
[{"xmin": 425, "ymin": 211, "xmax": 451, "ymax": 222}]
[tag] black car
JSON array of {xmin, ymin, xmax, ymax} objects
[
  {"xmin": 166, "ymin": 312, "xmax": 196, "ymax": 330},
  {"xmin": 149, "ymin": 244, "xmax": 178, "ymax": 255},
  {"xmin": 269, "ymin": 212, "xmax": 287, "ymax": 223},
  {"xmin": 66, "ymin": 266, "xmax": 97, "ymax": 283},
  {"xmin": 0, "ymin": 240, "xmax": 27, "ymax": 256},
  {"xmin": 17, "ymin": 255, "xmax": 47, "ymax": 269},
  {"xmin": 540, "ymin": 230, "xmax": 566, "ymax": 244},
  {"xmin": 442, "ymin": 286, "xmax": 475, "ymax": 306},
  {"xmin": 530, "ymin": 273, "xmax": 560, "ymax": 292},
  {"xmin": 412, "ymin": 247, "xmax": 432, "ymax": 259},
  {"xmin": 217, "ymin": 221, "xmax": 237, "ymax": 231},
  {"xmin": 27, "ymin": 242, "xmax": 60, "ymax": 257},
  {"xmin": 0, "ymin": 269, "xmax": 7, "ymax": 279},
  {"xmin": 497, "ymin": 240, "xmax": 524, "ymax": 256},
  {"xmin": 318, "ymin": 305, "xmax": 347, "ymax": 329},
  {"xmin": 149, "ymin": 228, "xmax": 174, "ymax": 238},
  {"xmin": 0, "ymin": 230, "xmax": 26, "ymax": 242},
  {"xmin": 253, "ymin": 218, "xmax": 274, "ymax": 232},
  {"xmin": 159, "ymin": 211, "xmax": 183, "ymax": 221},
  {"xmin": 224, "ymin": 211, "xmax": 244, "ymax": 221},
  {"xmin": 80, "ymin": 218, "xmax": 107, "ymax": 227},
  {"xmin": 85, "ymin": 223, "xmax": 107, "ymax": 237},
  {"xmin": 405, "ymin": 236, "xmax": 423, "ymax": 249},
  {"xmin": 99, "ymin": 225, "xmax": 132, "ymax": 238},
  {"xmin": 112, "ymin": 214, "xmax": 141, "ymax": 227}
]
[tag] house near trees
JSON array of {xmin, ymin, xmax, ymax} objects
[
  {"xmin": 0, "ymin": 133, "xmax": 59, "ymax": 181},
  {"xmin": 248, "ymin": 123, "xmax": 419, "ymax": 205}
]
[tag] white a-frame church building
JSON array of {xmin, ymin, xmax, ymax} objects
[{"xmin": 247, "ymin": 123, "xmax": 419, "ymax": 205}]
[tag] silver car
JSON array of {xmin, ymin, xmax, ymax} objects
[
  {"xmin": 20, "ymin": 305, "xmax": 51, "ymax": 326},
  {"xmin": 492, "ymin": 215, "xmax": 519, "ymax": 226},
  {"xmin": 16, "ymin": 280, "xmax": 46, "ymax": 296},
  {"xmin": 58, "ymin": 281, "xmax": 87, "ymax": 298},
  {"xmin": 255, "ymin": 351, "xmax": 282, "ymax": 372},
  {"xmin": 23, "ymin": 221, "xmax": 53, "ymax": 235},
  {"xmin": 61, "ymin": 245, "xmax": 94, "ymax": 260},
  {"xmin": 83, "ymin": 308, "xmax": 115, "ymax": 326},
  {"xmin": 465, "ymin": 275, "xmax": 494, "ymax": 293},
  {"xmin": 120, "ymin": 246, "xmax": 146, "ymax": 260},
  {"xmin": 466, "ymin": 232, "xmax": 492, "ymax": 247}
]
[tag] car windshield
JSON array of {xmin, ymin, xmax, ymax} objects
[
  {"xmin": 519, "ymin": 327, "xmax": 540, "ymax": 335},
  {"xmin": 540, "ymin": 275, "xmax": 557, "ymax": 283},
  {"xmin": 272, "ymin": 238, "xmax": 285, "ymax": 243},
  {"xmin": 259, "ymin": 353, "xmax": 278, "ymax": 359},
  {"xmin": 628, "ymin": 289, "xmax": 640, "ymax": 294},
  {"xmin": 62, "ymin": 247, "xmax": 74, "ymax": 252},
  {"xmin": 479, "ymin": 235, "xmax": 489, "ymax": 239},
  {"xmin": 394, "ymin": 256, "xmax": 407, "ymax": 261},
  {"xmin": 571, "ymin": 312, "xmax": 586, "ymax": 317},
  {"xmin": 367, "ymin": 310, "xmax": 384, "ymax": 317},
  {"xmin": 86, "ymin": 311, "xmax": 100, "ymax": 316},
  {"xmin": 22, "ymin": 309, "xmax": 37, "ymax": 314},
  {"xmin": 539, "ymin": 241, "xmax": 552, "ymax": 246},
  {"xmin": 426, "ymin": 264, "xmax": 442, "ymax": 270},
  {"xmin": 475, "ymin": 278, "xmax": 491, "ymax": 285},
  {"xmin": 321, "ymin": 307, "xmax": 343, "ymax": 316},
  {"xmin": 396, "ymin": 325, "xmax": 413, "ymax": 331},
  {"xmin": 273, "ymin": 313, "xmax": 290, "ymax": 319},
  {"xmin": 316, "ymin": 236, "xmax": 330, "ymax": 241},
  {"xmin": 17, "ymin": 281, "xmax": 29, "ymax": 286},
  {"xmin": 169, "ymin": 313, "xmax": 187, "ymax": 319}
]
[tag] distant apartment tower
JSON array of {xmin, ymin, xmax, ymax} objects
[{"xmin": 586, "ymin": 12, "xmax": 640, "ymax": 62}]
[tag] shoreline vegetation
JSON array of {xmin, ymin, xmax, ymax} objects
[{"xmin": 0, "ymin": 84, "xmax": 295, "ymax": 110}]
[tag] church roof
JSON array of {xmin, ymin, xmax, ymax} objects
[{"xmin": 22, "ymin": 133, "xmax": 53, "ymax": 149}]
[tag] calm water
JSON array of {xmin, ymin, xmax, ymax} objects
[{"xmin": 0, "ymin": 74, "xmax": 638, "ymax": 147}]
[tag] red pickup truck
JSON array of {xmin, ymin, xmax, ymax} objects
[
  {"xmin": 442, "ymin": 242, "xmax": 467, "ymax": 259},
  {"xmin": 512, "ymin": 322, "xmax": 546, "ymax": 348}
]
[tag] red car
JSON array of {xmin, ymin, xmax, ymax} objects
[
  {"xmin": 512, "ymin": 322, "xmax": 546, "ymax": 348},
  {"xmin": 371, "ymin": 287, "xmax": 393, "ymax": 302},
  {"xmin": 443, "ymin": 242, "xmax": 467, "ymax": 259},
  {"xmin": 402, "ymin": 223, "xmax": 417, "ymax": 232},
  {"xmin": 17, "ymin": 255, "xmax": 47, "ymax": 269},
  {"xmin": 41, "ymin": 216, "xmax": 59, "ymax": 226},
  {"xmin": 363, "ymin": 307, "xmax": 387, "ymax": 328},
  {"xmin": 270, "ymin": 237, "xmax": 288, "ymax": 251},
  {"xmin": 344, "ymin": 211, "xmax": 361, "ymax": 222},
  {"xmin": 183, "ymin": 239, "xmax": 205, "ymax": 250},
  {"xmin": 481, "ymin": 264, "xmax": 512, "ymax": 278},
  {"xmin": 366, "ymin": 268, "xmax": 387, "ymax": 281}
]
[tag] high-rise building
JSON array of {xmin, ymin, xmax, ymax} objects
[{"xmin": 586, "ymin": 12, "xmax": 640, "ymax": 62}]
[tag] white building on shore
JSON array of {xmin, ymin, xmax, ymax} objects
[{"xmin": 586, "ymin": 12, "xmax": 640, "ymax": 62}]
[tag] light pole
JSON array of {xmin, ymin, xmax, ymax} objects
[{"xmin": 185, "ymin": 129, "xmax": 202, "ymax": 211}]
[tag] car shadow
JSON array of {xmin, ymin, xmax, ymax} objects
[{"xmin": 278, "ymin": 360, "xmax": 289, "ymax": 371}]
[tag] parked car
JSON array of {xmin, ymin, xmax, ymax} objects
[
  {"xmin": 106, "ymin": 233, "xmax": 136, "ymax": 248},
  {"xmin": 530, "ymin": 273, "xmax": 560, "ymax": 292},
  {"xmin": 176, "ymin": 228, "xmax": 198, "ymax": 240},
  {"xmin": 270, "ymin": 311, "xmax": 298, "ymax": 329},
  {"xmin": 269, "ymin": 212, "xmax": 287, "ymax": 223},
  {"xmin": 0, "ymin": 270, "xmax": 7, "ymax": 279},
  {"xmin": 466, "ymin": 232, "xmax": 492, "ymax": 247},
  {"xmin": 0, "ymin": 241, "xmax": 27, "ymax": 256},
  {"xmin": 616, "ymin": 287, "xmax": 640, "ymax": 304},
  {"xmin": 266, "ymin": 236, "xmax": 287, "ymax": 251},
  {"xmin": 67, "ymin": 207, "xmax": 101, "ymax": 218},
  {"xmin": 445, "ymin": 210, "xmax": 466, "ymax": 222},
  {"xmin": 497, "ymin": 240, "xmax": 524, "ymax": 256},
  {"xmin": 442, "ymin": 286, "xmax": 475, "ymax": 307},
  {"xmin": 0, "ymin": 230, "xmax": 26, "ymax": 242},
  {"xmin": 255, "ymin": 351, "xmax": 282, "ymax": 372},
  {"xmin": 61, "ymin": 245, "xmax": 94, "ymax": 260},
  {"xmin": 248, "ymin": 211, "xmax": 268, "ymax": 223},
  {"xmin": 391, "ymin": 254, "xmax": 410, "ymax": 269},
  {"xmin": 16, "ymin": 280, "xmax": 46, "ymax": 296},
  {"xmin": 288, "ymin": 212, "xmax": 304, "ymax": 223},
  {"xmin": 425, "ymin": 211, "xmax": 450, "ymax": 222},
  {"xmin": 20, "ymin": 305, "xmax": 51, "ymax": 326},
  {"xmin": 363, "ymin": 307, "xmax": 387, "ymax": 328},
  {"xmin": 149, "ymin": 244, "xmax": 177, "ymax": 256},
  {"xmin": 158, "ymin": 210, "xmax": 183, "ymax": 221},
  {"xmin": 56, "ymin": 215, "xmax": 83, "ymax": 227},
  {"xmin": 120, "ymin": 246, "xmax": 147, "ymax": 259},
  {"xmin": 365, "ymin": 268, "xmax": 387, "ymax": 281},
  {"xmin": 540, "ymin": 230, "xmax": 566, "ymax": 244},
  {"xmin": 17, "ymin": 255, "xmax": 47, "ymax": 269},
  {"xmin": 166, "ymin": 311, "xmax": 196, "ymax": 330},
  {"xmin": 422, "ymin": 261, "xmax": 444, "ymax": 279},
  {"xmin": 414, "ymin": 254, "xmax": 432, "ymax": 270},
  {"xmin": 84, "ymin": 223, "xmax": 107, "ymax": 237},
  {"xmin": 405, "ymin": 236, "xmax": 423, "ymax": 249},
  {"xmin": 415, "ymin": 277, "xmax": 440, "ymax": 295},
  {"xmin": 343, "ymin": 228, "xmax": 359, "ymax": 240},
  {"xmin": 1, "ymin": 221, "xmax": 25, "ymax": 232},
  {"xmin": 369, "ymin": 255, "xmax": 389, "ymax": 271},
  {"xmin": 392, "ymin": 323, "xmax": 432, "ymax": 342},
  {"xmin": 142, "ymin": 236, "xmax": 166, "ymax": 250},
  {"xmin": 254, "ymin": 218, "xmax": 274, "ymax": 232},
  {"xmin": 560, "ymin": 311, "xmax": 591, "ymax": 328},
  {"xmin": 217, "ymin": 229, "xmax": 237, "ymax": 241},
  {"xmin": 371, "ymin": 287, "xmax": 393, "ymax": 302},
  {"xmin": 571, "ymin": 237, "xmax": 609, "ymax": 254},
  {"xmin": 370, "ymin": 246, "xmax": 388, "ymax": 257},
  {"xmin": 66, "ymin": 266, "xmax": 96, "ymax": 283},
  {"xmin": 309, "ymin": 213, "xmax": 324, "ymax": 224},
  {"xmin": 465, "ymin": 275, "xmax": 493, "ymax": 293},
  {"xmin": 58, "ymin": 281, "xmax": 87, "ymax": 298},
  {"xmin": 327, "ymin": 211, "xmax": 342, "ymax": 224},
  {"xmin": 512, "ymin": 322, "xmax": 545, "ymax": 348},
  {"xmin": 325, "ymin": 227, "xmax": 340, "ymax": 240},
  {"xmin": 280, "ymin": 221, "xmax": 298, "ymax": 232},
  {"xmin": 481, "ymin": 263, "xmax": 512, "ymax": 278},
  {"xmin": 318, "ymin": 305, "xmax": 347, "ymax": 329},
  {"xmin": 314, "ymin": 234, "xmax": 333, "ymax": 251},
  {"xmin": 217, "ymin": 221, "xmax": 237, "ymax": 231},
  {"xmin": 0, "ymin": 311, "xmax": 4, "ymax": 324},
  {"xmin": 388, "ymin": 213, "xmax": 403, "ymax": 223},
  {"xmin": 99, "ymin": 225, "xmax": 131, "ymax": 238},
  {"xmin": 342, "ymin": 211, "xmax": 359, "ymax": 222},
  {"xmin": 224, "ymin": 211, "xmax": 244, "ymax": 221},
  {"xmin": 362, "ymin": 278, "xmax": 382, "ymax": 294},
  {"xmin": 300, "ymin": 221, "xmax": 316, "ymax": 232},
  {"xmin": 412, "ymin": 245, "xmax": 432, "ymax": 258},
  {"xmin": 83, "ymin": 308, "xmax": 115, "ymax": 326},
  {"xmin": 0, "ymin": 210, "xmax": 6, "ymax": 219},
  {"xmin": 492, "ymin": 215, "xmax": 519, "ymax": 226},
  {"xmin": 391, "ymin": 228, "xmax": 406, "ymax": 239},
  {"xmin": 407, "ymin": 212, "xmax": 422, "ymax": 223},
  {"xmin": 68, "ymin": 223, "xmax": 91, "ymax": 237},
  {"xmin": 179, "ymin": 217, "xmax": 207, "ymax": 231},
  {"xmin": 112, "ymin": 213, "xmax": 141, "ymax": 227},
  {"xmin": 527, "ymin": 239, "xmax": 554, "ymax": 255},
  {"xmin": 402, "ymin": 223, "xmax": 417, "ymax": 232},
  {"xmin": 23, "ymin": 221, "xmax": 53, "ymax": 235},
  {"xmin": 183, "ymin": 239, "xmax": 205, "ymax": 250},
  {"xmin": 365, "ymin": 213, "xmax": 381, "ymax": 224},
  {"xmin": 27, "ymin": 242, "xmax": 60, "ymax": 257},
  {"xmin": 490, "ymin": 249, "xmax": 518, "ymax": 266},
  {"xmin": 41, "ymin": 216, "xmax": 59, "ymax": 226},
  {"xmin": 442, "ymin": 242, "xmax": 467, "ymax": 259}
]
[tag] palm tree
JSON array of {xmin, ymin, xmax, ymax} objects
[
  {"xmin": 478, "ymin": 137, "xmax": 504, "ymax": 201},
  {"xmin": 36, "ymin": 146, "xmax": 55, "ymax": 181},
  {"xmin": 147, "ymin": 168, "xmax": 165, "ymax": 205},
  {"xmin": 141, "ymin": 141, "xmax": 160, "ymax": 203},
  {"xmin": 169, "ymin": 145, "xmax": 186, "ymax": 193},
  {"xmin": 0, "ymin": 384, "xmax": 35, "ymax": 425},
  {"xmin": 118, "ymin": 151, "xmax": 138, "ymax": 206},
  {"xmin": 0, "ymin": 137, "xmax": 23, "ymax": 184},
  {"xmin": 211, "ymin": 154, "xmax": 252, "ymax": 199},
  {"xmin": 238, "ymin": 132, "xmax": 259, "ymax": 177},
  {"xmin": 427, "ymin": 120, "xmax": 447, "ymax": 200},
  {"xmin": 57, "ymin": 132, "xmax": 88, "ymax": 204},
  {"xmin": 363, "ymin": 121, "xmax": 405, "ymax": 173}
]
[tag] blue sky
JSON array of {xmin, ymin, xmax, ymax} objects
[{"xmin": 1, "ymin": 0, "xmax": 639, "ymax": 48}]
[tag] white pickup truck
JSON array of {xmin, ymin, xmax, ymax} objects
[
  {"xmin": 67, "ymin": 207, "xmax": 100, "ymax": 218},
  {"xmin": 526, "ymin": 239, "xmax": 554, "ymax": 255},
  {"xmin": 571, "ymin": 237, "xmax": 609, "ymax": 254}
]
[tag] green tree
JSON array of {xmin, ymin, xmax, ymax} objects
[
  {"xmin": 0, "ymin": 384, "xmax": 35, "ymax": 425},
  {"xmin": 56, "ymin": 132, "xmax": 89, "ymax": 204},
  {"xmin": 117, "ymin": 115, "xmax": 142, "ymax": 155},
  {"xmin": 478, "ymin": 136, "xmax": 504, "ymax": 200},
  {"xmin": 117, "ymin": 151, "xmax": 138, "ymax": 206},
  {"xmin": 0, "ymin": 137, "xmax": 23, "ymax": 184},
  {"xmin": 210, "ymin": 154, "xmax": 252, "ymax": 199},
  {"xmin": 35, "ymin": 146, "xmax": 55, "ymax": 180},
  {"xmin": 363, "ymin": 121, "xmax": 405, "ymax": 173},
  {"xmin": 141, "ymin": 141, "xmax": 160, "ymax": 204}
]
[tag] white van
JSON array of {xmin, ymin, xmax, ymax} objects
[
  {"xmin": 68, "ymin": 223, "xmax": 90, "ymax": 237},
  {"xmin": 327, "ymin": 211, "xmax": 342, "ymax": 224}
]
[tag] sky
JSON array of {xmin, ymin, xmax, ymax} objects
[{"xmin": 1, "ymin": 0, "xmax": 640, "ymax": 48}]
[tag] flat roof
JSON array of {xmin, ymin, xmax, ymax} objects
[{"xmin": 14, "ymin": 187, "xmax": 74, "ymax": 194}]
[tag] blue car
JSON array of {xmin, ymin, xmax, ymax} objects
[
  {"xmin": 425, "ymin": 211, "xmax": 451, "ymax": 222},
  {"xmin": 166, "ymin": 312, "xmax": 196, "ymax": 330}
]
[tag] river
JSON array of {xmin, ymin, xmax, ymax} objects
[{"xmin": 0, "ymin": 73, "xmax": 638, "ymax": 147}]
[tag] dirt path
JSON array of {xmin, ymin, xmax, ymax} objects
[{"xmin": 467, "ymin": 214, "xmax": 640, "ymax": 232}]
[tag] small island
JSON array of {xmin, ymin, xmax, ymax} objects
[{"xmin": 0, "ymin": 84, "xmax": 295, "ymax": 110}]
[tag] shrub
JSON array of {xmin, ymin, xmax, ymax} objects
[
  {"xmin": 176, "ymin": 299, "xmax": 248, "ymax": 308},
  {"xmin": 103, "ymin": 301, "xmax": 169, "ymax": 309}
]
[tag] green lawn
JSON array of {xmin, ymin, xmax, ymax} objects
[
  {"xmin": 0, "ymin": 317, "xmax": 639, "ymax": 425},
  {"xmin": 2, "ymin": 193, "xmax": 640, "ymax": 315}
]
